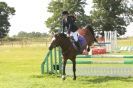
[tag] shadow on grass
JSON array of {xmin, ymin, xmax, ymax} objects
[
  {"xmin": 30, "ymin": 74, "xmax": 61, "ymax": 79},
  {"xmin": 81, "ymin": 76, "xmax": 133, "ymax": 84},
  {"xmin": 31, "ymin": 75, "xmax": 45, "ymax": 78}
]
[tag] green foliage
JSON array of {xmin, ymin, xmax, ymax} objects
[
  {"xmin": 45, "ymin": 0, "xmax": 133, "ymax": 35},
  {"xmin": 45, "ymin": 0, "xmax": 88, "ymax": 32},
  {"xmin": 46, "ymin": 1, "xmax": 63, "ymax": 32},
  {"xmin": 90, "ymin": 0, "xmax": 133, "ymax": 36},
  {"xmin": 0, "ymin": 2, "xmax": 15, "ymax": 38}
]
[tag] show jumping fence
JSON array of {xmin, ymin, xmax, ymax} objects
[
  {"xmin": 41, "ymin": 47, "xmax": 133, "ymax": 77},
  {"xmin": 102, "ymin": 31, "xmax": 117, "ymax": 52},
  {"xmin": 93, "ymin": 31, "xmax": 117, "ymax": 54},
  {"xmin": 41, "ymin": 31, "xmax": 133, "ymax": 76},
  {"xmin": 41, "ymin": 48, "xmax": 62, "ymax": 74}
]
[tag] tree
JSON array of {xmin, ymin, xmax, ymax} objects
[
  {"xmin": 90, "ymin": 0, "xmax": 133, "ymax": 36},
  {"xmin": 45, "ymin": 0, "xmax": 87, "ymax": 32},
  {"xmin": 0, "ymin": 2, "xmax": 15, "ymax": 38},
  {"xmin": 17, "ymin": 31, "xmax": 28, "ymax": 38}
]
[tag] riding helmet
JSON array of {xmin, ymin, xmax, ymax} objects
[{"xmin": 62, "ymin": 11, "xmax": 69, "ymax": 15}]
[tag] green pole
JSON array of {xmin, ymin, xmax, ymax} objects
[
  {"xmin": 124, "ymin": 56, "xmax": 133, "ymax": 58},
  {"xmin": 124, "ymin": 60, "xmax": 133, "ymax": 64},
  {"xmin": 50, "ymin": 50, "xmax": 53, "ymax": 73},
  {"xmin": 41, "ymin": 63, "xmax": 44, "ymax": 74},
  {"xmin": 59, "ymin": 47, "xmax": 62, "ymax": 74},
  {"xmin": 41, "ymin": 51, "xmax": 50, "ymax": 74},
  {"xmin": 46, "ymin": 56, "xmax": 49, "ymax": 73},
  {"xmin": 54, "ymin": 48, "xmax": 57, "ymax": 73}
]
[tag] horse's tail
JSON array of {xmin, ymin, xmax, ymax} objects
[{"xmin": 84, "ymin": 24, "xmax": 98, "ymax": 43}]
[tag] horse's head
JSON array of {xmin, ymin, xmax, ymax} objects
[{"xmin": 49, "ymin": 33, "xmax": 67, "ymax": 50}]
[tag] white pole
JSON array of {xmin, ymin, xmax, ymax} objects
[
  {"xmin": 104, "ymin": 31, "xmax": 117, "ymax": 53},
  {"xmin": 109, "ymin": 31, "xmax": 112, "ymax": 52}
]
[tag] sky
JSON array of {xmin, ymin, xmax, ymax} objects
[
  {"xmin": 0, "ymin": 0, "xmax": 51, "ymax": 36},
  {"xmin": 0, "ymin": 0, "xmax": 133, "ymax": 36}
]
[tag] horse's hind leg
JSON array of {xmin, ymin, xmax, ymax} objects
[
  {"xmin": 72, "ymin": 59, "xmax": 76, "ymax": 80},
  {"xmin": 87, "ymin": 45, "xmax": 90, "ymax": 52},
  {"xmin": 62, "ymin": 59, "xmax": 67, "ymax": 80},
  {"xmin": 87, "ymin": 47, "xmax": 90, "ymax": 52}
]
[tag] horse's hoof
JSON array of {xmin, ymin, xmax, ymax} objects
[
  {"xmin": 87, "ymin": 48, "xmax": 90, "ymax": 52},
  {"xmin": 62, "ymin": 75, "xmax": 66, "ymax": 80},
  {"xmin": 73, "ymin": 77, "xmax": 76, "ymax": 80},
  {"xmin": 62, "ymin": 77, "xmax": 66, "ymax": 80}
]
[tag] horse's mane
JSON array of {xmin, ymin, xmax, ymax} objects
[
  {"xmin": 56, "ymin": 33, "xmax": 67, "ymax": 38},
  {"xmin": 84, "ymin": 24, "xmax": 95, "ymax": 37},
  {"xmin": 84, "ymin": 24, "xmax": 97, "ymax": 42}
]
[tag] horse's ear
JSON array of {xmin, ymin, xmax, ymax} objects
[
  {"xmin": 50, "ymin": 32, "xmax": 54, "ymax": 36},
  {"xmin": 54, "ymin": 33, "xmax": 60, "ymax": 38},
  {"xmin": 51, "ymin": 32, "xmax": 58, "ymax": 37},
  {"xmin": 83, "ymin": 27, "xmax": 86, "ymax": 29}
]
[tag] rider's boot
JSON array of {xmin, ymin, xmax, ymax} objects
[{"xmin": 74, "ymin": 41, "xmax": 81, "ymax": 54}]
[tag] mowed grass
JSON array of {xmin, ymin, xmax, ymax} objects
[
  {"xmin": 0, "ymin": 45, "xmax": 133, "ymax": 88},
  {"xmin": 117, "ymin": 37, "xmax": 133, "ymax": 46}
]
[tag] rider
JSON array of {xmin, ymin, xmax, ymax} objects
[{"xmin": 61, "ymin": 11, "xmax": 80, "ymax": 52}]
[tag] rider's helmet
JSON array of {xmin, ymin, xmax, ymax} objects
[{"xmin": 62, "ymin": 11, "xmax": 69, "ymax": 16}]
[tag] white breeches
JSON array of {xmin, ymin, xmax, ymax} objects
[{"xmin": 70, "ymin": 31, "xmax": 78, "ymax": 42}]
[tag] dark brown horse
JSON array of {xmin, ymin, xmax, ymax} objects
[{"xmin": 49, "ymin": 25, "xmax": 96, "ymax": 80}]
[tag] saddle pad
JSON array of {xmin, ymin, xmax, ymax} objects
[{"xmin": 78, "ymin": 35, "xmax": 87, "ymax": 47}]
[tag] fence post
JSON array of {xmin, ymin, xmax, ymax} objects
[
  {"xmin": 50, "ymin": 50, "xmax": 53, "ymax": 73},
  {"xmin": 58, "ymin": 47, "xmax": 62, "ymax": 74},
  {"xmin": 54, "ymin": 48, "xmax": 57, "ymax": 73}
]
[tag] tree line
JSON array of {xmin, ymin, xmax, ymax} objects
[
  {"xmin": 2, "ymin": 31, "xmax": 49, "ymax": 43},
  {"xmin": 13, "ymin": 31, "xmax": 49, "ymax": 38},
  {"xmin": 46, "ymin": 0, "xmax": 133, "ymax": 36}
]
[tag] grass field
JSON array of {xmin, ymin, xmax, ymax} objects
[
  {"xmin": 0, "ymin": 45, "xmax": 133, "ymax": 88},
  {"xmin": 117, "ymin": 37, "xmax": 133, "ymax": 46}
]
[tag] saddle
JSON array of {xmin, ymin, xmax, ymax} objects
[{"xmin": 70, "ymin": 35, "xmax": 87, "ymax": 54}]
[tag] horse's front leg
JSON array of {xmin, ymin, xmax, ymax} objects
[
  {"xmin": 62, "ymin": 59, "xmax": 67, "ymax": 80},
  {"xmin": 72, "ymin": 59, "xmax": 76, "ymax": 80}
]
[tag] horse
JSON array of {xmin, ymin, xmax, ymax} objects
[{"xmin": 49, "ymin": 25, "xmax": 97, "ymax": 80}]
